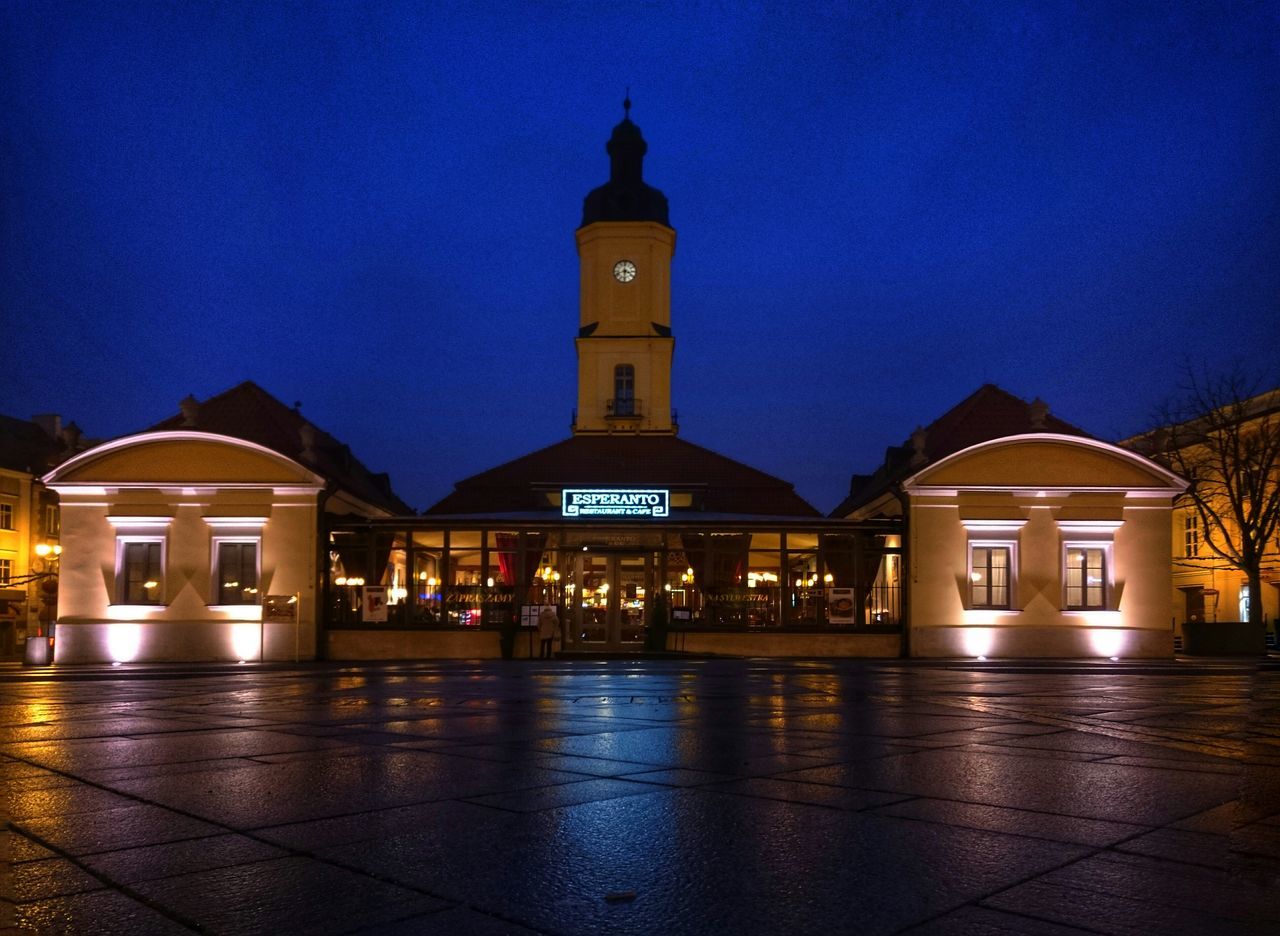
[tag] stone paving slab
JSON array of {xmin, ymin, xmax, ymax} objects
[{"xmin": 2, "ymin": 659, "xmax": 1277, "ymax": 934}]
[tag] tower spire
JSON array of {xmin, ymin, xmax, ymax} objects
[{"xmin": 623, "ymin": 87, "xmax": 631, "ymax": 119}]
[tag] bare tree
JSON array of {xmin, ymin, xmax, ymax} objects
[{"xmin": 1137, "ymin": 367, "xmax": 1280, "ymax": 627}]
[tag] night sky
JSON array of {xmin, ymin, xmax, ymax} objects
[{"xmin": 3, "ymin": 2, "xmax": 1277, "ymax": 513}]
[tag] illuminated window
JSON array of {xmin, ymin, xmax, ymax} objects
[
  {"xmin": 0, "ymin": 557, "xmax": 11, "ymax": 584},
  {"xmin": 613, "ymin": 364, "xmax": 635, "ymax": 416},
  {"xmin": 0, "ymin": 503, "xmax": 13, "ymax": 530},
  {"xmin": 969, "ymin": 545, "xmax": 1011, "ymax": 609},
  {"xmin": 1183, "ymin": 513, "xmax": 1199, "ymax": 558},
  {"xmin": 1239, "ymin": 584, "xmax": 1250, "ymax": 623},
  {"xmin": 44, "ymin": 504, "xmax": 59, "ymax": 537},
  {"xmin": 1065, "ymin": 547, "xmax": 1107, "ymax": 610},
  {"xmin": 118, "ymin": 540, "xmax": 164, "ymax": 605},
  {"xmin": 215, "ymin": 541, "xmax": 260, "ymax": 605}
]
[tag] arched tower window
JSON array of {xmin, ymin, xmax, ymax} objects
[{"xmin": 613, "ymin": 364, "xmax": 635, "ymax": 416}]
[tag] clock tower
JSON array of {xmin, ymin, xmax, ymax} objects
[{"xmin": 573, "ymin": 100, "xmax": 677, "ymax": 435}]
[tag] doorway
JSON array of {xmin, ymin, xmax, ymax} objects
[
  {"xmin": 569, "ymin": 551, "xmax": 650, "ymax": 650},
  {"xmin": 1183, "ymin": 586, "xmax": 1205, "ymax": 624}
]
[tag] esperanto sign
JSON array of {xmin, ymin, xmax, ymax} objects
[{"xmin": 562, "ymin": 488, "xmax": 669, "ymax": 518}]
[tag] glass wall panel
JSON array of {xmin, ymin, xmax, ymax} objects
[
  {"xmin": 413, "ymin": 547, "xmax": 442, "ymax": 625},
  {"xmin": 576, "ymin": 553, "xmax": 609, "ymax": 642},
  {"xmin": 745, "ymin": 532, "xmax": 781, "ymax": 628},
  {"xmin": 786, "ymin": 532, "xmax": 819, "ymax": 627},
  {"xmin": 446, "ymin": 531, "xmax": 485, "ymax": 627}
]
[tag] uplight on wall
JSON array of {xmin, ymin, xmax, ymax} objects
[
  {"xmin": 107, "ymin": 623, "xmax": 143, "ymax": 663},
  {"xmin": 961, "ymin": 627, "xmax": 996, "ymax": 659}
]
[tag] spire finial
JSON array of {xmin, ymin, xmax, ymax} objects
[{"xmin": 623, "ymin": 87, "xmax": 631, "ymax": 119}]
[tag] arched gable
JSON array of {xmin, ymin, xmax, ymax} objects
[
  {"xmin": 905, "ymin": 434, "xmax": 1185, "ymax": 493},
  {"xmin": 45, "ymin": 431, "xmax": 324, "ymax": 488}
]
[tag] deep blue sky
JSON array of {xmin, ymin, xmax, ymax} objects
[{"xmin": 3, "ymin": 2, "xmax": 1277, "ymax": 513}]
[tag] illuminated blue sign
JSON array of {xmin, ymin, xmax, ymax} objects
[{"xmin": 562, "ymin": 488, "xmax": 669, "ymax": 518}]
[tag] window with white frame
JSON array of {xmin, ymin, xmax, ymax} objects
[
  {"xmin": 0, "ymin": 557, "xmax": 12, "ymax": 584},
  {"xmin": 44, "ymin": 504, "xmax": 60, "ymax": 537},
  {"xmin": 960, "ymin": 520, "xmax": 1025, "ymax": 612},
  {"xmin": 1183, "ymin": 513, "xmax": 1199, "ymax": 558},
  {"xmin": 1057, "ymin": 520, "xmax": 1122, "ymax": 613},
  {"xmin": 1064, "ymin": 545, "xmax": 1107, "ymax": 610},
  {"xmin": 214, "ymin": 540, "xmax": 260, "ymax": 605},
  {"xmin": 969, "ymin": 545, "xmax": 1012, "ymax": 609},
  {"xmin": 118, "ymin": 539, "xmax": 164, "ymax": 605},
  {"xmin": 0, "ymin": 502, "xmax": 13, "ymax": 530}
]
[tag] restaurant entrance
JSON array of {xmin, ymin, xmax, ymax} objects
[{"xmin": 569, "ymin": 550, "xmax": 651, "ymax": 651}]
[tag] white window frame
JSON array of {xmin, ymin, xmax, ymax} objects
[
  {"xmin": 1061, "ymin": 541, "xmax": 1114, "ymax": 611},
  {"xmin": 0, "ymin": 556, "xmax": 12, "ymax": 584},
  {"xmin": 967, "ymin": 541, "xmax": 1017, "ymax": 610},
  {"xmin": 1183, "ymin": 512, "xmax": 1199, "ymax": 558},
  {"xmin": 114, "ymin": 536, "xmax": 167, "ymax": 607},
  {"xmin": 210, "ymin": 536, "xmax": 262, "ymax": 608},
  {"xmin": 1057, "ymin": 519, "xmax": 1122, "ymax": 613},
  {"xmin": 959, "ymin": 520, "xmax": 1026, "ymax": 613},
  {"xmin": 0, "ymin": 502, "xmax": 13, "ymax": 530}
]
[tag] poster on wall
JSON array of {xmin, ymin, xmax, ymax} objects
[
  {"xmin": 827, "ymin": 587, "xmax": 856, "ymax": 625},
  {"xmin": 362, "ymin": 586, "xmax": 388, "ymax": 623},
  {"xmin": 263, "ymin": 595, "xmax": 297, "ymax": 624}
]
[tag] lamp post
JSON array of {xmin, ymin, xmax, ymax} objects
[{"xmin": 25, "ymin": 542, "xmax": 61, "ymax": 665}]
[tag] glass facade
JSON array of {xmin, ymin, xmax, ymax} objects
[{"xmin": 323, "ymin": 519, "xmax": 903, "ymax": 649}]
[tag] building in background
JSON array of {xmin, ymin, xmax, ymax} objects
[
  {"xmin": 42, "ymin": 383, "xmax": 408, "ymax": 663},
  {"xmin": 323, "ymin": 103, "xmax": 902, "ymax": 660},
  {"xmin": 834, "ymin": 386, "xmax": 1187, "ymax": 658},
  {"xmin": 1123, "ymin": 386, "xmax": 1280, "ymax": 647},
  {"xmin": 0, "ymin": 414, "xmax": 89, "ymax": 659}
]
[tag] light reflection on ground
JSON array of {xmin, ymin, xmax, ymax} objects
[{"xmin": 1, "ymin": 659, "xmax": 1277, "ymax": 934}]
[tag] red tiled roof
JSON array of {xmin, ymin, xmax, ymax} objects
[
  {"xmin": 149, "ymin": 381, "xmax": 410, "ymax": 515},
  {"xmin": 427, "ymin": 434, "xmax": 821, "ymax": 517},
  {"xmin": 831, "ymin": 384, "xmax": 1093, "ymax": 517}
]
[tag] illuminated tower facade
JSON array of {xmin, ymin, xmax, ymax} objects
[{"xmin": 573, "ymin": 100, "xmax": 677, "ymax": 435}]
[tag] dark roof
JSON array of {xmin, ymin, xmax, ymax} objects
[
  {"xmin": 426, "ymin": 434, "xmax": 821, "ymax": 518},
  {"xmin": 148, "ymin": 381, "xmax": 410, "ymax": 515},
  {"xmin": 0, "ymin": 414, "xmax": 64, "ymax": 475},
  {"xmin": 831, "ymin": 384, "xmax": 1094, "ymax": 517},
  {"xmin": 580, "ymin": 113, "xmax": 670, "ymax": 227}
]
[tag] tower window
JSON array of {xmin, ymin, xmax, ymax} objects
[{"xmin": 613, "ymin": 365, "xmax": 635, "ymax": 416}]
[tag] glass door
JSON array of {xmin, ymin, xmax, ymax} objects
[
  {"xmin": 569, "ymin": 552, "xmax": 651, "ymax": 650},
  {"xmin": 617, "ymin": 554, "xmax": 648, "ymax": 646}
]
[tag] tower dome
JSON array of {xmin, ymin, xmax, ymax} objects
[{"xmin": 580, "ymin": 98, "xmax": 670, "ymax": 227}]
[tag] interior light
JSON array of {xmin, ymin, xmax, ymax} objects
[
  {"xmin": 486, "ymin": 577, "xmax": 494, "ymax": 587},
  {"xmin": 143, "ymin": 580, "xmax": 158, "ymax": 589}
]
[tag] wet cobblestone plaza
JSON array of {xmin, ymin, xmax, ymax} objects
[{"xmin": 2, "ymin": 659, "xmax": 1279, "ymax": 934}]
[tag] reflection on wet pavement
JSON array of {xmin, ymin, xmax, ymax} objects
[{"xmin": 1, "ymin": 659, "xmax": 1277, "ymax": 934}]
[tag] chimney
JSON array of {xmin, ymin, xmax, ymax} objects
[
  {"xmin": 179, "ymin": 395, "xmax": 200, "ymax": 427},
  {"xmin": 60, "ymin": 421, "xmax": 83, "ymax": 451},
  {"xmin": 1028, "ymin": 397, "xmax": 1049, "ymax": 431},
  {"xmin": 298, "ymin": 423, "xmax": 317, "ymax": 463},
  {"xmin": 910, "ymin": 426, "xmax": 928, "ymax": 466},
  {"xmin": 32, "ymin": 414, "xmax": 61, "ymax": 439}
]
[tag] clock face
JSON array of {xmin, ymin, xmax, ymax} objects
[{"xmin": 613, "ymin": 260, "xmax": 637, "ymax": 283}]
